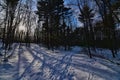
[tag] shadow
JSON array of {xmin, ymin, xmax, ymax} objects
[
  {"xmin": 12, "ymin": 43, "xmax": 29, "ymax": 80},
  {"xmin": 7, "ymin": 43, "xmax": 19, "ymax": 58},
  {"xmin": 95, "ymin": 59, "xmax": 120, "ymax": 73},
  {"xmin": 30, "ymin": 45, "xmax": 120, "ymax": 80},
  {"xmin": 0, "ymin": 63, "xmax": 14, "ymax": 70},
  {"xmin": 8, "ymin": 44, "xmax": 120, "ymax": 80},
  {"xmin": 26, "ymin": 46, "xmax": 74, "ymax": 80}
]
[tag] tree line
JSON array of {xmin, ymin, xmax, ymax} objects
[
  {"xmin": 35, "ymin": 0, "xmax": 120, "ymax": 58},
  {"xmin": 0, "ymin": 0, "xmax": 120, "ymax": 60}
]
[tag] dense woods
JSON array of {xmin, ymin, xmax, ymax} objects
[{"xmin": 0, "ymin": 0, "xmax": 120, "ymax": 60}]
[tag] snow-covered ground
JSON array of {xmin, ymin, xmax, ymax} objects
[{"xmin": 0, "ymin": 43, "xmax": 120, "ymax": 80}]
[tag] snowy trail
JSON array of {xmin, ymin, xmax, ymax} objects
[
  {"xmin": 25, "ymin": 46, "xmax": 74, "ymax": 80},
  {"xmin": 0, "ymin": 43, "xmax": 120, "ymax": 80}
]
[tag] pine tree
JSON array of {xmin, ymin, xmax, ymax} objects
[
  {"xmin": 78, "ymin": 4, "xmax": 95, "ymax": 58},
  {"xmin": 37, "ymin": 0, "xmax": 71, "ymax": 49}
]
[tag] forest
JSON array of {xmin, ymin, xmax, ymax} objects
[{"xmin": 0, "ymin": 0, "xmax": 120, "ymax": 80}]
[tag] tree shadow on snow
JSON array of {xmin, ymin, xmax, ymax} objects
[
  {"xmin": 14, "ymin": 45, "xmax": 120, "ymax": 80},
  {"xmin": 20, "ymin": 46, "xmax": 75, "ymax": 80}
]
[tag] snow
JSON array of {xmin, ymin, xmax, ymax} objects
[{"xmin": 0, "ymin": 43, "xmax": 120, "ymax": 80}]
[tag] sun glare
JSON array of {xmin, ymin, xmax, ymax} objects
[{"xmin": 19, "ymin": 24, "xmax": 26, "ymax": 31}]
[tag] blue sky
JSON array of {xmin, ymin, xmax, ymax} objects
[
  {"xmin": 64, "ymin": 0, "xmax": 83, "ymax": 27},
  {"xmin": 31, "ymin": 0, "xmax": 82, "ymax": 28}
]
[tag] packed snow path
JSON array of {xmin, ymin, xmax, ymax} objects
[{"xmin": 0, "ymin": 43, "xmax": 120, "ymax": 80}]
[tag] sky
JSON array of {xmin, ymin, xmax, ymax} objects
[
  {"xmin": 0, "ymin": 0, "xmax": 95, "ymax": 32},
  {"xmin": 64, "ymin": 0, "xmax": 84, "ymax": 27},
  {"xmin": 34, "ymin": 0, "xmax": 83, "ymax": 27},
  {"xmin": 19, "ymin": 0, "xmax": 92, "ymax": 31}
]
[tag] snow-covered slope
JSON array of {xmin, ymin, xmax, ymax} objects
[{"xmin": 0, "ymin": 43, "xmax": 120, "ymax": 80}]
